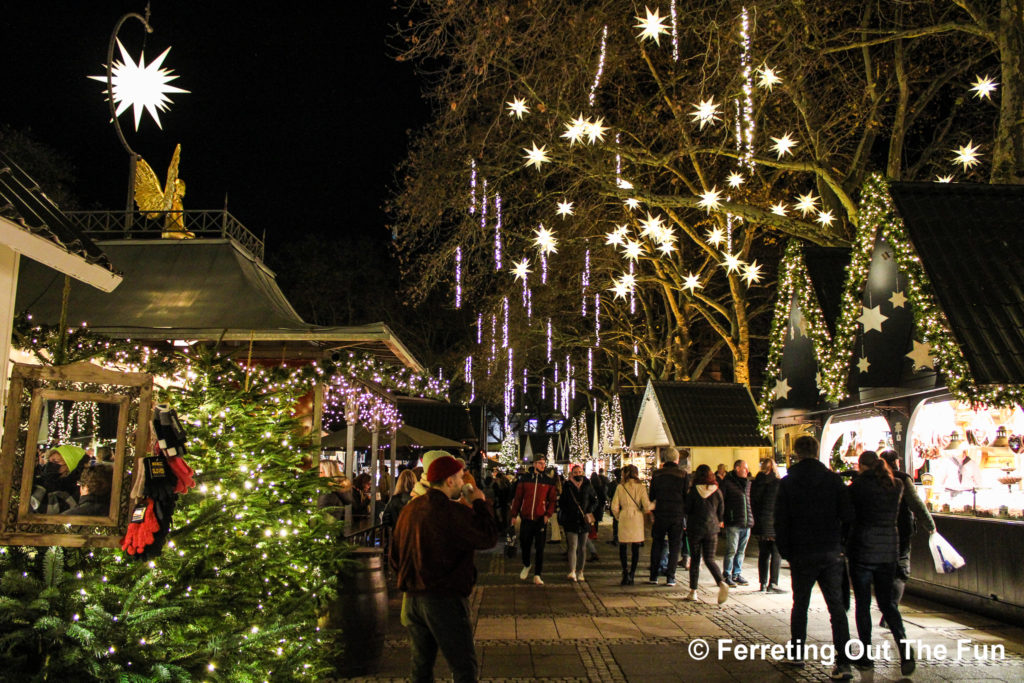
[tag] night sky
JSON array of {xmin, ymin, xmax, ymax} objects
[{"xmin": 0, "ymin": 1, "xmax": 428, "ymax": 253}]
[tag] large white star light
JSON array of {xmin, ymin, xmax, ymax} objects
[
  {"xmin": 969, "ymin": 74, "xmax": 998, "ymax": 100},
  {"xmin": 533, "ymin": 224, "xmax": 558, "ymax": 254},
  {"xmin": 705, "ymin": 226, "xmax": 726, "ymax": 247},
  {"xmin": 757, "ymin": 65, "xmax": 782, "ymax": 91},
  {"xmin": 605, "ymin": 224, "xmax": 629, "ymax": 247},
  {"xmin": 741, "ymin": 260, "xmax": 762, "ymax": 285},
  {"xmin": 523, "ymin": 142, "xmax": 551, "ymax": 170},
  {"xmin": 623, "ymin": 197, "xmax": 641, "ymax": 211},
  {"xmin": 556, "ymin": 200, "xmax": 575, "ymax": 217},
  {"xmin": 585, "ymin": 117, "xmax": 609, "ymax": 144},
  {"xmin": 952, "ymin": 141, "xmax": 982, "ymax": 170},
  {"xmin": 727, "ymin": 172, "xmax": 745, "ymax": 188},
  {"xmin": 89, "ymin": 39, "xmax": 188, "ymax": 131},
  {"xmin": 697, "ymin": 187, "xmax": 723, "ymax": 212},
  {"xmin": 511, "ymin": 258, "xmax": 532, "ymax": 281},
  {"xmin": 794, "ymin": 192, "xmax": 820, "ymax": 216},
  {"xmin": 690, "ymin": 98, "xmax": 722, "ymax": 130},
  {"xmin": 561, "ymin": 114, "xmax": 588, "ymax": 146},
  {"xmin": 634, "ymin": 7, "xmax": 670, "ymax": 45},
  {"xmin": 815, "ymin": 209, "xmax": 835, "ymax": 227},
  {"xmin": 638, "ymin": 212, "xmax": 666, "ymax": 239},
  {"xmin": 506, "ymin": 96, "xmax": 530, "ymax": 119},
  {"xmin": 722, "ymin": 252, "xmax": 743, "ymax": 274},
  {"xmin": 622, "ymin": 239, "xmax": 645, "ymax": 262},
  {"xmin": 770, "ymin": 132, "xmax": 798, "ymax": 158},
  {"xmin": 906, "ymin": 340, "xmax": 935, "ymax": 371},
  {"xmin": 656, "ymin": 241, "xmax": 677, "ymax": 256},
  {"xmin": 682, "ymin": 273, "xmax": 702, "ymax": 292},
  {"xmin": 770, "ymin": 202, "xmax": 788, "ymax": 216}
]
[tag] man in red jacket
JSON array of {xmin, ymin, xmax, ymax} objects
[
  {"xmin": 390, "ymin": 454, "xmax": 498, "ymax": 682},
  {"xmin": 509, "ymin": 453, "xmax": 558, "ymax": 585}
]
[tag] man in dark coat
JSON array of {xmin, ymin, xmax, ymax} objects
[
  {"xmin": 390, "ymin": 455, "xmax": 498, "ymax": 682},
  {"xmin": 775, "ymin": 436, "xmax": 855, "ymax": 680},
  {"xmin": 647, "ymin": 447, "xmax": 690, "ymax": 586},
  {"xmin": 720, "ymin": 460, "xmax": 754, "ymax": 586}
]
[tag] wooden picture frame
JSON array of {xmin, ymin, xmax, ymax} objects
[{"xmin": 0, "ymin": 362, "xmax": 154, "ymax": 548}]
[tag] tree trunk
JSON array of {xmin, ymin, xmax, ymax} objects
[{"xmin": 991, "ymin": 0, "xmax": 1024, "ymax": 183}]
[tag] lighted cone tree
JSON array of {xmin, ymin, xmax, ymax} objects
[
  {"xmin": 0, "ymin": 347, "xmax": 349, "ymax": 681},
  {"xmin": 392, "ymin": 0, "xmax": 1019, "ymax": 399}
]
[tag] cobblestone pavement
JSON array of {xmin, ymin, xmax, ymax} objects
[{"xmin": 335, "ymin": 522, "xmax": 1024, "ymax": 682}]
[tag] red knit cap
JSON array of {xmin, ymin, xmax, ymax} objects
[{"xmin": 426, "ymin": 455, "xmax": 464, "ymax": 483}]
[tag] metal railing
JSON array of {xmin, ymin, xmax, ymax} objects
[
  {"xmin": 64, "ymin": 209, "xmax": 265, "ymax": 262},
  {"xmin": 342, "ymin": 521, "xmax": 389, "ymax": 550}
]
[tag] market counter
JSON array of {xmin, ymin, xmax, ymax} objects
[{"xmin": 907, "ymin": 513, "xmax": 1024, "ymax": 624}]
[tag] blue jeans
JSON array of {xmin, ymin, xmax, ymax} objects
[
  {"xmin": 404, "ymin": 593, "xmax": 478, "ymax": 682},
  {"xmin": 723, "ymin": 526, "xmax": 750, "ymax": 578}
]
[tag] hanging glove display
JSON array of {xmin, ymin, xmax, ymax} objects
[
  {"xmin": 122, "ymin": 498, "xmax": 160, "ymax": 555},
  {"xmin": 152, "ymin": 404, "xmax": 188, "ymax": 457},
  {"xmin": 166, "ymin": 455, "xmax": 196, "ymax": 493}
]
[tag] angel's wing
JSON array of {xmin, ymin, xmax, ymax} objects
[
  {"xmin": 163, "ymin": 144, "xmax": 181, "ymax": 211},
  {"xmin": 134, "ymin": 157, "xmax": 165, "ymax": 217}
]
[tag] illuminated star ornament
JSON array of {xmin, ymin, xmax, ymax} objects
[
  {"xmin": 741, "ymin": 260, "xmax": 762, "ymax": 285},
  {"xmin": 623, "ymin": 197, "xmax": 641, "ymax": 211},
  {"xmin": 794, "ymin": 192, "xmax": 820, "ymax": 216},
  {"xmin": 815, "ymin": 209, "xmax": 835, "ymax": 227},
  {"xmin": 562, "ymin": 115, "xmax": 588, "ymax": 145},
  {"xmin": 935, "ymin": 175, "xmax": 954, "ymax": 183},
  {"xmin": 556, "ymin": 200, "xmax": 575, "ymax": 217},
  {"xmin": 969, "ymin": 75, "xmax": 998, "ymax": 100},
  {"xmin": 89, "ymin": 38, "xmax": 189, "ymax": 131},
  {"xmin": 756, "ymin": 65, "xmax": 782, "ymax": 91},
  {"xmin": 605, "ymin": 224, "xmax": 629, "ymax": 246},
  {"xmin": 721, "ymin": 252, "xmax": 743, "ymax": 274},
  {"xmin": 727, "ymin": 172, "xmax": 745, "ymax": 188},
  {"xmin": 523, "ymin": 142, "xmax": 551, "ymax": 170},
  {"xmin": 506, "ymin": 96, "xmax": 530, "ymax": 119},
  {"xmin": 638, "ymin": 212, "xmax": 665, "ymax": 239},
  {"xmin": 610, "ymin": 273, "xmax": 637, "ymax": 299},
  {"xmin": 906, "ymin": 340, "xmax": 935, "ymax": 371},
  {"xmin": 682, "ymin": 273, "xmax": 702, "ymax": 292},
  {"xmin": 533, "ymin": 224, "xmax": 558, "ymax": 254},
  {"xmin": 585, "ymin": 117, "xmax": 609, "ymax": 144},
  {"xmin": 622, "ymin": 239, "xmax": 645, "ymax": 261},
  {"xmin": 774, "ymin": 377, "xmax": 791, "ymax": 400},
  {"xmin": 690, "ymin": 98, "xmax": 722, "ymax": 130},
  {"xmin": 634, "ymin": 7, "xmax": 670, "ymax": 45},
  {"xmin": 770, "ymin": 132, "xmax": 798, "ymax": 158},
  {"xmin": 770, "ymin": 202, "xmax": 788, "ymax": 216},
  {"xmin": 952, "ymin": 141, "xmax": 982, "ymax": 170},
  {"xmin": 511, "ymin": 258, "xmax": 532, "ymax": 281},
  {"xmin": 858, "ymin": 304, "xmax": 887, "ymax": 333},
  {"xmin": 705, "ymin": 226, "xmax": 726, "ymax": 247},
  {"xmin": 697, "ymin": 187, "xmax": 723, "ymax": 212}
]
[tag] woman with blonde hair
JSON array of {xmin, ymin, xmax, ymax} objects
[
  {"xmin": 610, "ymin": 464, "xmax": 650, "ymax": 585},
  {"xmin": 751, "ymin": 458, "xmax": 785, "ymax": 593},
  {"xmin": 382, "ymin": 468, "xmax": 418, "ymax": 529}
]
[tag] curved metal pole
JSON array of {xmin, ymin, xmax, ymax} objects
[{"xmin": 104, "ymin": 7, "xmax": 153, "ymax": 231}]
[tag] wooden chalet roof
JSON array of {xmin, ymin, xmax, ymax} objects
[{"xmin": 634, "ymin": 381, "xmax": 769, "ymax": 448}]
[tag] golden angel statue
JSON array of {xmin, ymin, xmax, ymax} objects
[{"xmin": 134, "ymin": 143, "xmax": 194, "ymax": 239}]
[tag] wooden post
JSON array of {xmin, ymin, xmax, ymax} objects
[
  {"xmin": 390, "ymin": 432, "xmax": 398, "ymax": 478},
  {"xmin": 369, "ymin": 423, "xmax": 380, "ymax": 523},
  {"xmin": 0, "ymin": 246, "xmax": 20, "ymax": 441},
  {"xmin": 344, "ymin": 395, "xmax": 357, "ymax": 528}
]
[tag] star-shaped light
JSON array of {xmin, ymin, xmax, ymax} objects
[
  {"xmin": 511, "ymin": 258, "xmax": 532, "ymax": 282},
  {"xmin": 533, "ymin": 224, "xmax": 558, "ymax": 254},
  {"xmin": 682, "ymin": 273, "xmax": 702, "ymax": 292},
  {"xmin": 794, "ymin": 192, "xmax": 820, "ymax": 216},
  {"xmin": 906, "ymin": 340, "xmax": 935, "ymax": 371},
  {"xmin": 605, "ymin": 225, "xmax": 629, "ymax": 247},
  {"xmin": 858, "ymin": 304, "xmax": 887, "ymax": 333},
  {"xmin": 890, "ymin": 290, "xmax": 907, "ymax": 309},
  {"xmin": 698, "ymin": 187, "xmax": 723, "ymax": 212},
  {"xmin": 561, "ymin": 114, "xmax": 588, "ymax": 146},
  {"xmin": 556, "ymin": 200, "xmax": 575, "ymax": 217},
  {"xmin": 610, "ymin": 280, "xmax": 630, "ymax": 300},
  {"xmin": 770, "ymin": 202, "xmax": 788, "ymax": 216},
  {"xmin": 770, "ymin": 132, "xmax": 798, "ymax": 158},
  {"xmin": 935, "ymin": 175, "xmax": 954, "ymax": 183},
  {"xmin": 506, "ymin": 96, "xmax": 530, "ymax": 119},
  {"xmin": 638, "ymin": 212, "xmax": 666, "ymax": 239},
  {"xmin": 952, "ymin": 141, "xmax": 982, "ymax": 170},
  {"xmin": 757, "ymin": 65, "xmax": 782, "ymax": 91},
  {"xmin": 815, "ymin": 209, "xmax": 835, "ymax": 227},
  {"xmin": 774, "ymin": 377, "xmax": 791, "ymax": 400},
  {"xmin": 523, "ymin": 142, "xmax": 551, "ymax": 170},
  {"xmin": 656, "ymin": 241, "xmax": 677, "ymax": 256},
  {"xmin": 89, "ymin": 39, "xmax": 189, "ymax": 131},
  {"xmin": 741, "ymin": 260, "xmax": 762, "ymax": 285},
  {"xmin": 727, "ymin": 172, "xmax": 745, "ymax": 188},
  {"xmin": 585, "ymin": 117, "xmax": 608, "ymax": 144},
  {"xmin": 857, "ymin": 356, "xmax": 871, "ymax": 374},
  {"xmin": 622, "ymin": 239, "xmax": 645, "ymax": 261},
  {"xmin": 722, "ymin": 252, "xmax": 743, "ymax": 274},
  {"xmin": 616, "ymin": 177, "xmax": 634, "ymax": 190},
  {"xmin": 705, "ymin": 226, "xmax": 726, "ymax": 246},
  {"xmin": 623, "ymin": 198, "xmax": 641, "ymax": 211},
  {"xmin": 690, "ymin": 98, "xmax": 722, "ymax": 130},
  {"xmin": 634, "ymin": 6, "xmax": 670, "ymax": 45},
  {"xmin": 969, "ymin": 74, "xmax": 998, "ymax": 100}
]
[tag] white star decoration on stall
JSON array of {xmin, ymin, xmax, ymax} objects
[
  {"xmin": 506, "ymin": 96, "xmax": 530, "ymax": 119},
  {"xmin": 741, "ymin": 260, "xmax": 762, "ymax": 285},
  {"xmin": 634, "ymin": 7, "xmax": 670, "ymax": 44},
  {"xmin": 533, "ymin": 225, "xmax": 558, "ymax": 253},
  {"xmin": 858, "ymin": 304, "xmax": 887, "ymax": 333},
  {"xmin": 698, "ymin": 187, "xmax": 723, "ymax": 211},
  {"xmin": 906, "ymin": 340, "xmax": 935, "ymax": 371},
  {"xmin": 857, "ymin": 356, "xmax": 871, "ymax": 373},
  {"xmin": 556, "ymin": 200, "xmax": 575, "ymax": 217},
  {"xmin": 523, "ymin": 142, "xmax": 551, "ymax": 170},
  {"xmin": 889, "ymin": 290, "xmax": 907, "ymax": 308},
  {"xmin": 683, "ymin": 273, "xmax": 702, "ymax": 292},
  {"xmin": 770, "ymin": 132, "xmax": 797, "ymax": 158},
  {"xmin": 690, "ymin": 98, "xmax": 722, "ymax": 130},
  {"xmin": 757, "ymin": 65, "xmax": 782, "ymax": 91},
  {"xmin": 952, "ymin": 141, "xmax": 982, "ymax": 170},
  {"xmin": 774, "ymin": 377, "xmax": 791, "ymax": 400},
  {"xmin": 89, "ymin": 39, "xmax": 189, "ymax": 131},
  {"xmin": 969, "ymin": 75, "xmax": 998, "ymax": 100},
  {"xmin": 511, "ymin": 258, "xmax": 532, "ymax": 281},
  {"xmin": 794, "ymin": 193, "xmax": 820, "ymax": 216}
]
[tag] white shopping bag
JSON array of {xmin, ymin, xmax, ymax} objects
[{"xmin": 928, "ymin": 531, "xmax": 965, "ymax": 574}]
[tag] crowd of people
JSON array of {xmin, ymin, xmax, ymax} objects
[{"xmin": 326, "ymin": 435, "xmax": 932, "ymax": 682}]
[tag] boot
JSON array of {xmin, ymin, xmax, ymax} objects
[{"xmin": 620, "ymin": 571, "xmax": 630, "ymax": 586}]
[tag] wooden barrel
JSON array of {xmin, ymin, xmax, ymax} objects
[{"xmin": 325, "ymin": 547, "xmax": 388, "ymax": 676}]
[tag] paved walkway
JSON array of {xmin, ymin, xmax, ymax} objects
[{"xmin": 340, "ymin": 523, "xmax": 1024, "ymax": 682}]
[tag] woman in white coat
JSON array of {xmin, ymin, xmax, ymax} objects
[{"xmin": 611, "ymin": 464, "xmax": 651, "ymax": 585}]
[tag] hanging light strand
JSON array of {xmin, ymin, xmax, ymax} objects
[
  {"xmin": 588, "ymin": 25, "xmax": 608, "ymax": 107},
  {"xmin": 494, "ymin": 193, "xmax": 503, "ymax": 270}
]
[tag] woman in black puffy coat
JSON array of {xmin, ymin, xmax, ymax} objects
[
  {"xmin": 848, "ymin": 451, "xmax": 915, "ymax": 675},
  {"xmin": 750, "ymin": 458, "xmax": 784, "ymax": 593}
]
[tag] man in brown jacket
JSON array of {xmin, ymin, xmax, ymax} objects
[{"xmin": 390, "ymin": 454, "xmax": 498, "ymax": 682}]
